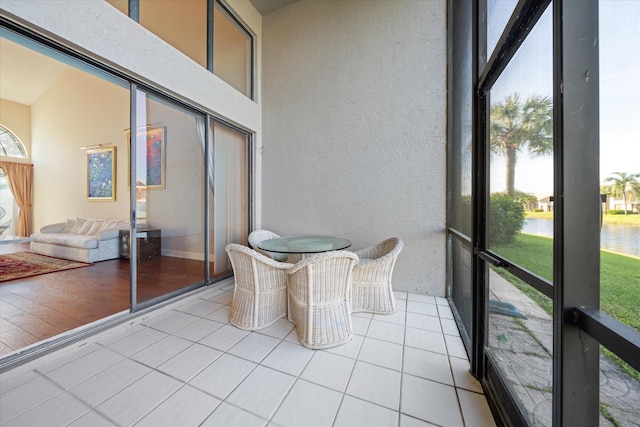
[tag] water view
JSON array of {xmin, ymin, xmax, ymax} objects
[{"xmin": 522, "ymin": 217, "xmax": 640, "ymax": 258}]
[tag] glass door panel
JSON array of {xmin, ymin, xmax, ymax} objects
[
  {"xmin": 208, "ymin": 120, "xmax": 249, "ymax": 279},
  {"xmin": 598, "ymin": 2, "xmax": 640, "ymax": 424},
  {"xmin": 133, "ymin": 89, "xmax": 206, "ymax": 306},
  {"xmin": 486, "ymin": 7, "xmax": 554, "ymax": 427}
]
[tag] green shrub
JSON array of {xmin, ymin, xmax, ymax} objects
[
  {"xmin": 490, "ymin": 193, "xmax": 525, "ymax": 244},
  {"xmin": 534, "ymin": 208, "xmax": 544, "ymax": 212}
]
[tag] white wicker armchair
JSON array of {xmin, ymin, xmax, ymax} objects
[
  {"xmin": 351, "ymin": 237, "xmax": 404, "ymax": 314},
  {"xmin": 248, "ymin": 229, "xmax": 289, "ymax": 262},
  {"xmin": 225, "ymin": 243, "xmax": 293, "ymax": 330},
  {"xmin": 287, "ymin": 250, "xmax": 359, "ymax": 349}
]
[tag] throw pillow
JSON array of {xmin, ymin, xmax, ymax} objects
[
  {"xmin": 77, "ymin": 219, "xmax": 95, "ymax": 234},
  {"xmin": 69, "ymin": 217, "xmax": 87, "ymax": 234},
  {"xmin": 87, "ymin": 220, "xmax": 105, "ymax": 235},
  {"xmin": 62, "ymin": 218, "xmax": 75, "ymax": 233}
]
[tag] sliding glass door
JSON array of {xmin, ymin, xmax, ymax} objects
[{"xmin": 131, "ymin": 88, "xmax": 207, "ymax": 308}]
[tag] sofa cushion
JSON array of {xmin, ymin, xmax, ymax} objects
[
  {"xmin": 69, "ymin": 217, "xmax": 88, "ymax": 233},
  {"xmin": 31, "ymin": 233, "xmax": 99, "ymax": 249},
  {"xmin": 87, "ymin": 220, "xmax": 105, "ymax": 235}
]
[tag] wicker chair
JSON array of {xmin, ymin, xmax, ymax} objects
[
  {"xmin": 287, "ymin": 250, "xmax": 359, "ymax": 349},
  {"xmin": 351, "ymin": 237, "xmax": 404, "ymax": 314},
  {"xmin": 225, "ymin": 243, "xmax": 293, "ymax": 330},
  {"xmin": 248, "ymin": 229, "xmax": 289, "ymax": 262}
]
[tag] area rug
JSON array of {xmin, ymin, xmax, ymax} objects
[{"xmin": 0, "ymin": 252, "xmax": 92, "ymax": 282}]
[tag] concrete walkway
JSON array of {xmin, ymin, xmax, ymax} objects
[{"xmin": 488, "ymin": 269, "xmax": 640, "ymax": 426}]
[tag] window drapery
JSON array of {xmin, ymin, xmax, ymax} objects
[{"xmin": 0, "ymin": 161, "xmax": 33, "ymax": 236}]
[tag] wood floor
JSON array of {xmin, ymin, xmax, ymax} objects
[{"xmin": 0, "ymin": 242, "xmax": 211, "ymax": 358}]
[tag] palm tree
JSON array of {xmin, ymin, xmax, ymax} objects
[
  {"xmin": 604, "ymin": 172, "xmax": 640, "ymax": 215},
  {"xmin": 490, "ymin": 93, "xmax": 553, "ymax": 196}
]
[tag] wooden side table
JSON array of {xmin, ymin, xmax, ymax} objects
[{"xmin": 119, "ymin": 228, "xmax": 161, "ymax": 260}]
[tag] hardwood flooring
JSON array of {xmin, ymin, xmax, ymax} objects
[{"xmin": 0, "ymin": 243, "xmax": 213, "ymax": 357}]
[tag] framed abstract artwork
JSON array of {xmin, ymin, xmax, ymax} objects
[
  {"xmin": 87, "ymin": 146, "xmax": 116, "ymax": 201},
  {"xmin": 128, "ymin": 127, "xmax": 166, "ymax": 190}
]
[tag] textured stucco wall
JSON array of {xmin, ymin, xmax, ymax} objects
[{"xmin": 261, "ymin": 0, "xmax": 447, "ymax": 295}]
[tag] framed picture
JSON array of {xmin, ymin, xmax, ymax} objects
[
  {"xmin": 128, "ymin": 127, "xmax": 166, "ymax": 190},
  {"xmin": 87, "ymin": 147, "xmax": 116, "ymax": 201}
]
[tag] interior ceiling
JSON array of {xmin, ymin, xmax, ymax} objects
[{"xmin": 249, "ymin": 0, "xmax": 300, "ymax": 15}]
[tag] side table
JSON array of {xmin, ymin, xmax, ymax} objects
[{"xmin": 119, "ymin": 228, "xmax": 161, "ymax": 260}]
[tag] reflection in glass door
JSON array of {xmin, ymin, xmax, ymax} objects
[
  {"xmin": 132, "ymin": 88, "xmax": 206, "ymax": 308},
  {"xmin": 485, "ymin": 6, "xmax": 554, "ymax": 426}
]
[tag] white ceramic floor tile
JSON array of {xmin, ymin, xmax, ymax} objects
[
  {"xmin": 34, "ymin": 342, "xmax": 102, "ymax": 374},
  {"xmin": 228, "ymin": 332, "xmax": 281, "ymax": 363},
  {"xmin": 177, "ymin": 299, "xmax": 225, "ymax": 317},
  {"xmin": 69, "ymin": 358, "xmax": 151, "ymax": 407},
  {"xmin": 403, "ymin": 347, "xmax": 453, "ymax": 386},
  {"xmin": 401, "ymin": 374, "xmax": 463, "ymax": 427},
  {"xmin": 444, "ymin": 334, "xmax": 468, "ymax": 359},
  {"xmin": 334, "ymin": 395, "xmax": 399, "ymax": 427},
  {"xmin": 346, "ymin": 361, "xmax": 401, "ymax": 410},
  {"xmin": 135, "ymin": 384, "xmax": 221, "ymax": 427},
  {"xmin": 458, "ymin": 389, "xmax": 497, "ymax": 427},
  {"xmin": 407, "ymin": 294, "xmax": 436, "ymax": 304},
  {"xmin": 437, "ymin": 304, "xmax": 455, "ymax": 319},
  {"xmin": 449, "ymin": 357, "xmax": 483, "ymax": 393},
  {"xmin": 208, "ymin": 290, "xmax": 234, "ymax": 305},
  {"xmin": 106, "ymin": 326, "xmax": 167, "ymax": 357},
  {"xmin": 130, "ymin": 335, "xmax": 193, "ymax": 368},
  {"xmin": 357, "ymin": 337, "xmax": 403, "ymax": 371},
  {"xmin": 400, "ymin": 414, "xmax": 439, "ymax": 426},
  {"xmin": 405, "ymin": 312, "xmax": 441, "ymax": 333},
  {"xmin": 435, "ymin": 296, "xmax": 449, "ymax": 306},
  {"xmin": 366, "ymin": 320, "xmax": 405, "ymax": 344},
  {"xmin": 271, "ymin": 379, "xmax": 342, "ymax": 427},
  {"xmin": 0, "ymin": 375, "xmax": 62, "ymax": 424},
  {"xmin": 373, "ymin": 310, "xmax": 406, "ymax": 326},
  {"xmin": 199, "ymin": 324, "xmax": 250, "ymax": 351},
  {"xmin": 393, "ymin": 291, "xmax": 408, "ymax": 300},
  {"xmin": 189, "ymin": 353, "xmax": 256, "ymax": 399},
  {"xmin": 201, "ymin": 401, "xmax": 268, "ymax": 427},
  {"xmin": 226, "ymin": 366, "xmax": 296, "ymax": 419},
  {"xmin": 0, "ymin": 370, "xmax": 38, "ymax": 394},
  {"xmin": 440, "ymin": 318, "xmax": 461, "ymax": 336},
  {"xmin": 2, "ymin": 390, "xmax": 90, "ymax": 427},
  {"xmin": 324, "ymin": 334, "xmax": 364, "ymax": 359},
  {"xmin": 206, "ymin": 305, "xmax": 231, "ymax": 323},
  {"xmin": 404, "ymin": 327, "xmax": 446, "ymax": 354},
  {"xmin": 352, "ymin": 315, "xmax": 372, "ymax": 336},
  {"xmin": 261, "ymin": 341, "xmax": 315, "ymax": 376},
  {"xmin": 96, "ymin": 370, "xmax": 182, "ymax": 426},
  {"xmin": 301, "ymin": 351, "xmax": 355, "ymax": 392},
  {"xmin": 44, "ymin": 346, "xmax": 124, "ymax": 389},
  {"xmin": 173, "ymin": 317, "xmax": 226, "ymax": 342},
  {"xmin": 143, "ymin": 310, "xmax": 200, "ymax": 333},
  {"xmin": 67, "ymin": 410, "xmax": 116, "ymax": 426},
  {"xmin": 156, "ymin": 343, "xmax": 222, "ymax": 382},
  {"xmin": 256, "ymin": 318, "xmax": 296, "ymax": 339},
  {"xmin": 406, "ymin": 301, "xmax": 439, "ymax": 316}
]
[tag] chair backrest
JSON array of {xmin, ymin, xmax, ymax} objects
[
  {"xmin": 248, "ymin": 229, "xmax": 281, "ymax": 249},
  {"xmin": 225, "ymin": 243, "xmax": 291, "ymax": 292},
  {"xmin": 287, "ymin": 250, "xmax": 359, "ymax": 303}
]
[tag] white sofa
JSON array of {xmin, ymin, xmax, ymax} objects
[{"xmin": 30, "ymin": 218, "xmax": 130, "ymax": 263}]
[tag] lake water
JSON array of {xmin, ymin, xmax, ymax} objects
[{"xmin": 522, "ymin": 218, "xmax": 640, "ymax": 258}]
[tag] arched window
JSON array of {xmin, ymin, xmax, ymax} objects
[{"xmin": 0, "ymin": 124, "xmax": 27, "ymax": 158}]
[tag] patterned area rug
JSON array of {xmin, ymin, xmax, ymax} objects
[{"xmin": 0, "ymin": 252, "xmax": 92, "ymax": 282}]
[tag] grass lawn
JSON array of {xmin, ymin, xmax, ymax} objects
[
  {"xmin": 526, "ymin": 210, "xmax": 640, "ymax": 226},
  {"xmin": 492, "ymin": 233, "xmax": 640, "ymax": 380}
]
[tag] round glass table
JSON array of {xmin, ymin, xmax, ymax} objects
[{"xmin": 256, "ymin": 235, "xmax": 352, "ymax": 255}]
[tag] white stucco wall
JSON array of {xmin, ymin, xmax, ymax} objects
[{"xmin": 261, "ymin": 0, "xmax": 447, "ymax": 295}]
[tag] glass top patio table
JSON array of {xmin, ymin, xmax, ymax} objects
[{"xmin": 256, "ymin": 235, "xmax": 351, "ymax": 254}]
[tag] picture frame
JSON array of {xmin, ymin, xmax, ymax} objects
[
  {"xmin": 127, "ymin": 127, "xmax": 166, "ymax": 190},
  {"xmin": 87, "ymin": 146, "xmax": 116, "ymax": 201}
]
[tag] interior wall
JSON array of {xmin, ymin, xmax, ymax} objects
[
  {"xmin": 30, "ymin": 67, "xmax": 129, "ymax": 230},
  {"xmin": 261, "ymin": 0, "xmax": 447, "ymax": 295},
  {"xmin": 0, "ymin": 99, "xmax": 31, "ymax": 162}
]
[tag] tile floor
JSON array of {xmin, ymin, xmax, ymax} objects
[{"xmin": 0, "ymin": 282, "xmax": 497, "ymax": 427}]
